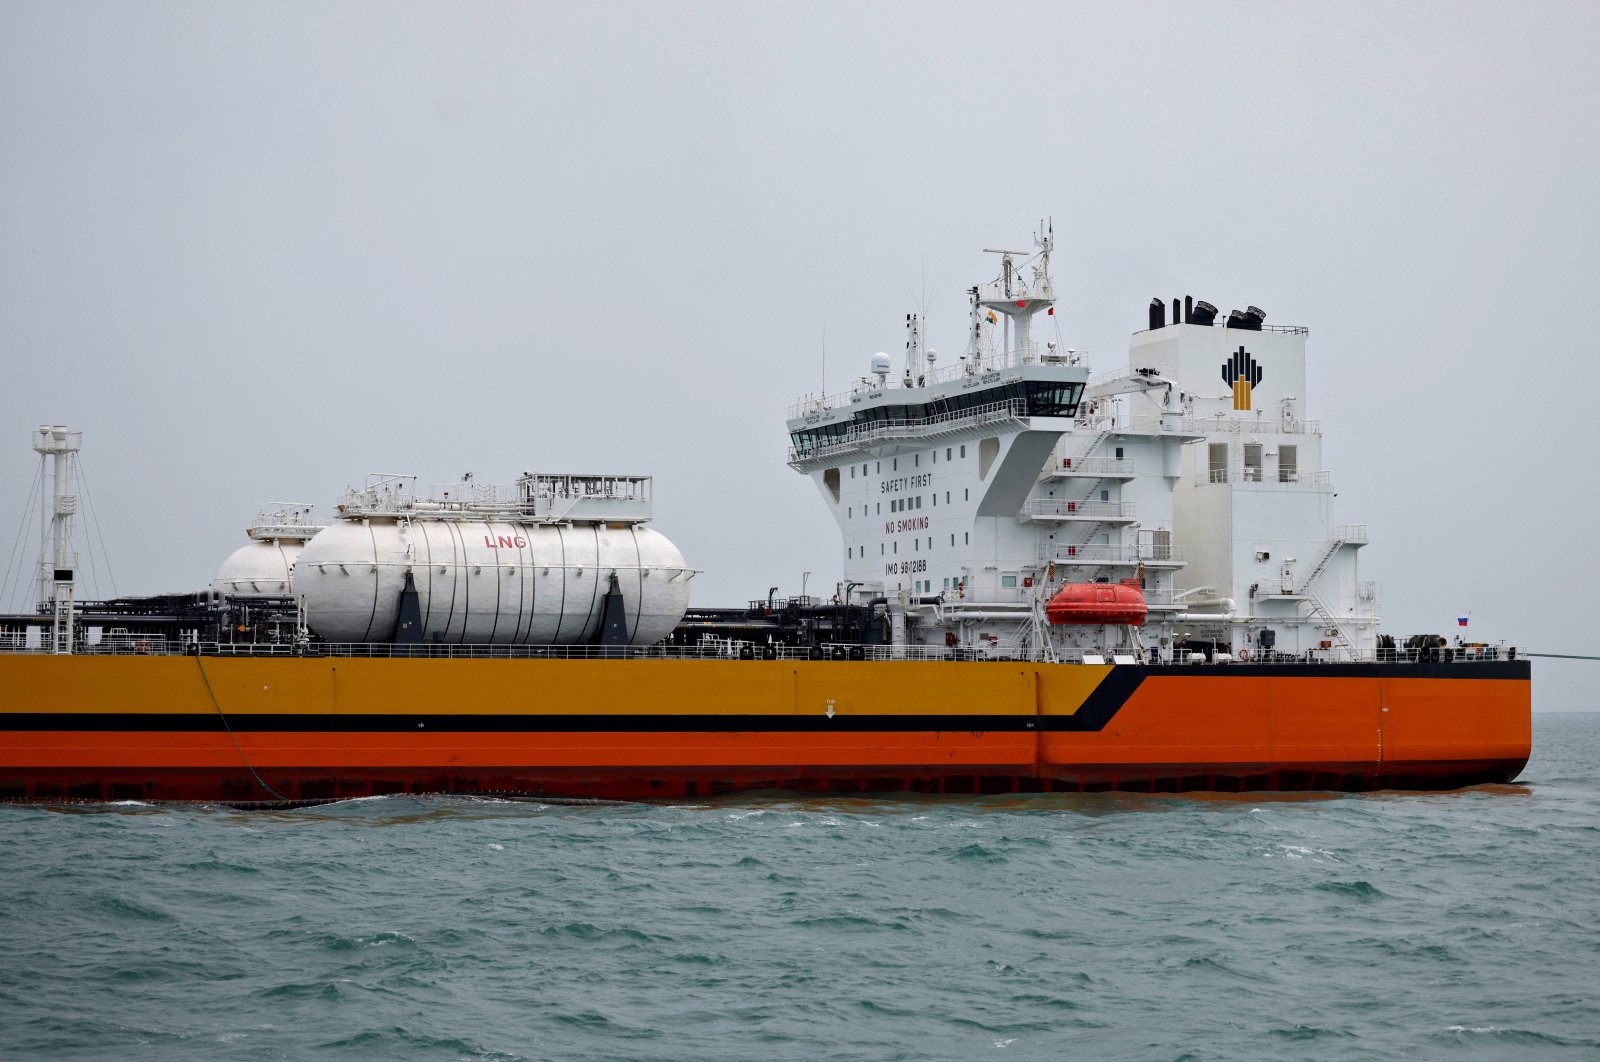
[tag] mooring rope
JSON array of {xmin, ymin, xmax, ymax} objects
[{"xmin": 194, "ymin": 653, "xmax": 289, "ymax": 803}]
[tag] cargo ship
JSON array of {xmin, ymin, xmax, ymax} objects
[{"xmin": 0, "ymin": 226, "xmax": 1530, "ymax": 803}]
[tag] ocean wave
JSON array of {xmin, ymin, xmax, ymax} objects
[{"xmin": 1, "ymin": 714, "xmax": 1594, "ymax": 1061}]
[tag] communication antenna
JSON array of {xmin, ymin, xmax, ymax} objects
[
  {"xmin": 903, "ymin": 313, "xmax": 925, "ymax": 381},
  {"xmin": 821, "ymin": 321, "xmax": 827, "ymax": 400},
  {"xmin": 906, "ymin": 253, "xmax": 936, "ymax": 383}
]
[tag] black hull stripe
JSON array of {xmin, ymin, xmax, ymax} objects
[
  {"xmin": 8, "ymin": 713, "xmax": 1091, "ymax": 733},
  {"xmin": 1055, "ymin": 664, "xmax": 1146, "ymax": 731}
]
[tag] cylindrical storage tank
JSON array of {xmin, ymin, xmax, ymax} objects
[
  {"xmin": 293, "ymin": 518, "xmax": 693, "ymax": 645},
  {"xmin": 213, "ymin": 539, "xmax": 305, "ymax": 597}
]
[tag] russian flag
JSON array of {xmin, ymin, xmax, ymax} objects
[{"xmin": 1457, "ymin": 616, "xmax": 1469, "ymax": 627}]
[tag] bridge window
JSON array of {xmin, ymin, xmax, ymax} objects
[
  {"xmin": 1022, "ymin": 381, "xmax": 1083, "ymax": 416},
  {"xmin": 1208, "ymin": 443, "xmax": 1229, "ymax": 483}
]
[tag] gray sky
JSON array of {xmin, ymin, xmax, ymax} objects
[{"xmin": 2, "ymin": 1, "xmax": 1596, "ymax": 710}]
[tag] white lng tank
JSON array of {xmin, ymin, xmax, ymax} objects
[
  {"xmin": 213, "ymin": 540, "xmax": 302, "ymax": 596},
  {"xmin": 292, "ymin": 472, "xmax": 693, "ymax": 645},
  {"xmin": 212, "ymin": 505, "xmax": 325, "ymax": 597}
]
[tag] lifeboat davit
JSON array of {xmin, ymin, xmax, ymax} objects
[{"xmin": 1045, "ymin": 580, "xmax": 1148, "ymax": 626}]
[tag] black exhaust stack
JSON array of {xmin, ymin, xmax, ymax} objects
[{"xmin": 1226, "ymin": 306, "xmax": 1266, "ymax": 331}]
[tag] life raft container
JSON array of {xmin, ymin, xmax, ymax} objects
[{"xmin": 1044, "ymin": 580, "xmax": 1148, "ymax": 627}]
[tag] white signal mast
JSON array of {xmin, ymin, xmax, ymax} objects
[{"xmin": 31, "ymin": 425, "xmax": 82, "ymax": 653}]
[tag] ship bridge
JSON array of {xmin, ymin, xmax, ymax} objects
[
  {"xmin": 787, "ymin": 223, "xmax": 1130, "ymax": 621},
  {"xmin": 786, "ymin": 360, "xmax": 1086, "ymax": 468}
]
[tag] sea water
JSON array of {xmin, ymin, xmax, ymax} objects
[{"xmin": 2, "ymin": 714, "xmax": 1596, "ymax": 1061}]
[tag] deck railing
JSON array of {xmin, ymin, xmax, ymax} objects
[
  {"xmin": 1046, "ymin": 456, "xmax": 1136, "ymax": 477},
  {"xmin": 1049, "ymin": 543, "xmax": 1186, "ymax": 564},
  {"xmin": 1021, "ymin": 500, "xmax": 1136, "ymax": 519},
  {"xmin": 0, "ymin": 638, "xmax": 1523, "ymax": 666},
  {"xmin": 1205, "ymin": 468, "xmax": 1334, "ymax": 486}
]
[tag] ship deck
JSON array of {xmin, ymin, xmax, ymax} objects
[{"xmin": 0, "ymin": 639, "xmax": 1526, "ymax": 667}]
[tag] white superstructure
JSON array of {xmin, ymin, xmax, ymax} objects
[{"xmin": 787, "ymin": 226, "xmax": 1379, "ymax": 662}]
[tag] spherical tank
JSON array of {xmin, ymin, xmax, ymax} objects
[
  {"xmin": 213, "ymin": 540, "xmax": 304, "ymax": 596},
  {"xmin": 293, "ymin": 519, "xmax": 692, "ymax": 645}
]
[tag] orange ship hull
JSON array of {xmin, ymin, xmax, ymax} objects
[{"xmin": 0, "ymin": 656, "xmax": 1530, "ymax": 803}]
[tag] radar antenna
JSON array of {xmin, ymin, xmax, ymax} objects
[{"xmin": 976, "ymin": 218, "xmax": 1058, "ymax": 366}]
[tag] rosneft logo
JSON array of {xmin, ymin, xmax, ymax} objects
[{"xmin": 1222, "ymin": 346, "xmax": 1262, "ymax": 410}]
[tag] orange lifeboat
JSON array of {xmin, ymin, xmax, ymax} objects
[{"xmin": 1045, "ymin": 579, "xmax": 1148, "ymax": 626}]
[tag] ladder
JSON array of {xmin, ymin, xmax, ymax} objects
[
  {"xmin": 1297, "ymin": 535, "xmax": 1347, "ymax": 595},
  {"xmin": 50, "ymin": 585, "xmax": 74, "ymax": 655},
  {"xmin": 1064, "ymin": 427, "xmax": 1111, "ymax": 470},
  {"xmin": 1305, "ymin": 588, "xmax": 1359, "ymax": 659},
  {"xmin": 1293, "ymin": 530, "xmax": 1363, "ymax": 659},
  {"xmin": 1292, "ymin": 527, "xmax": 1356, "ymax": 601}
]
